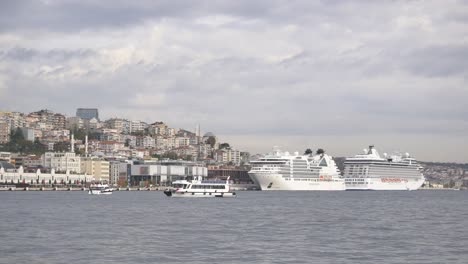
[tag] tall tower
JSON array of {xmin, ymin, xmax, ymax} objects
[
  {"xmin": 70, "ymin": 134, "xmax": 75, "ymax": 153},
  {"xmin": 196, "ymin": 124, "xmax": 201, "ymax": 137}
]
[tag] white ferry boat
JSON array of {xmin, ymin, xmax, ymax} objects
[
  {"xmin": 248, "ymin": 149, "xmax": 345, "ymax": 191},
  {"xmin": 88, "ymin": 184, "xmax": 113, "ymax": 195},
  {"xmin": 163, "ymin": 176, "xmax": 236, "ymax": 198},
  {"xmin": 343, "ymin": 145, "xmax": 425, "ymax": 191}
]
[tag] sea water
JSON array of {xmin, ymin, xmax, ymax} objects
[{"xmin": 0, "ymin": 191, "xmax": 467, "ymax": 264}]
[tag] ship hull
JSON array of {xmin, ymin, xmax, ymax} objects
[
  {"xmin": 345, "ymin": 177, "xmax": 425, "ymax": 191},
  {"xmin": 249, "ymin": 173, "xmax": 345, "ymax": 191}
]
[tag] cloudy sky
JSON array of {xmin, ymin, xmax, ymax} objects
[{"xmin": 0, "ymin": 0, "xmax": 467, "ymax": 162}]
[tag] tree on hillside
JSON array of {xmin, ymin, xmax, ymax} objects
[
  {"xmin": 162, "ymin": 151, "xmax": 178, "ymax": 160},
  {"xmin": 88, "ymin": 132, "xmax": 101, "ymax": 140},
  {"xmin": 53, "ymin": 141, "xmax": 71, "ymax": 152},
  {"xmin": 10, "ymin": 128, "xmax": 25, "ymax": 142},
  {"xmin": 72, "ymin": 128, "xmax": 87, "ymax": 140},
  {"xmin": 304, "ymin": 148, "xmax": 313, "ymax": 155},
  {"xmin": 219, "ymin": 143, "xmax": 230, "ymax": 149},
  {"xmin": 206, "ymin": 137, "xmax": 216, "ymax": 148}
]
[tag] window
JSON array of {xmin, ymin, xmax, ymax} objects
[{"xmin": 319, "ymin": 159, "xmax": 328, "ymax": 167}]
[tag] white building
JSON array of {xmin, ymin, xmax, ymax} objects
[
  {"xmin": 66, "ymin": 116, "xmax": 84, "ymax": 130},
  {"xmin": 136, "ymin": 136, "xmax": 156, "ymax": 149},
  {"xmin": 83, "ymin": 117, "xmax": 101, "ymax": 130},
  {"xmin": 215, "ymin": 148, "xmax": 241, "ymax": 165},
  {"xmin": 0, "ymin": 111, "xmax": 26, "ymax": 130},
  {"xmin": 0, "ymin": 152, "xmax": 11, "ymax": 162},
  {"xmin": 0, "ymin": 166, "xmax": 93, "ymax": 185},
  {"xmin": 177, "ymin": 137, "xmax": 190, "ymax": 147},
  {"xmin": 130, "ymin": 120, "xmax": 148, "ymax": 133},
  {"xmin": 41, "ymin": 152, "xmax": 81, "ymax": 173},
  {"xmin": 20, "ymin": 128, "xmax": 36, "ymax": 141}
]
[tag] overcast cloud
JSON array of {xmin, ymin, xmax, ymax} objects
[{"xmin": 1, "ymin": 0, "xmax": 467, "ymax": 162}]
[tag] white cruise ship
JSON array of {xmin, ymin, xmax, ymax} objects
[
  {"xmin": 343, "ymin": 146, "xmax": 425, "ymax": 191},
  {"xmin": 248, "ymin": 149, "xmax": 345, "ymax": 191}
]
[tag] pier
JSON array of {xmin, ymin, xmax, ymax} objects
[{"xmin": 0, "ymin": 186, "xmax": 164, "ymax": 191}]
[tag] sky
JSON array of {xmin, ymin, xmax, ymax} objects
[{"xmin": 0, "ymin": 0, "xmax": 467, "ymax": 162}]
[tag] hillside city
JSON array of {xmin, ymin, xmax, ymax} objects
[
  {"xmin": 0, "ymin": 108, "xmax": 252, "ymax": 187},
  {"xmin": 0, "ymin": 108, "xmax": 467, "ymax": 189}
]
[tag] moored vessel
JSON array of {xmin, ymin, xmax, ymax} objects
[
  {"xmin": 88, "ymin": 184, "xmax": 113, "ymax": 195},
  {"xmin": 163, "ymin": 176, "xmax": 236, "ymax": 198},
  {"xmin": 343, "ymin": 145, "xmax": 425, "ymax": 191},
  {"xmin": 248, "ymin": 148, "xmax": 345, "ymax": 191}
]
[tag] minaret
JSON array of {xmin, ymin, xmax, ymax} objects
[
  {"xmin": 70, "ymin": 134, "xmax": 75, "ymax": 153},
  {"xmin": 85, "ymin": 135, "xmax": 89, "ymax": 157}
]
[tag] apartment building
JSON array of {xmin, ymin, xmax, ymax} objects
[{"xmin": 81, "ymin": 158, "xmax": 110, "ymax": 182}]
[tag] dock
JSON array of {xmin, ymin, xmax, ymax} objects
[{"xmin": 0, "ymin": 186, "xmax": 165, "ymax": 192}]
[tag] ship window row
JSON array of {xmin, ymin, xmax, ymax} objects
[
  {"xmin": 190, "ymin": 185, "xmax": 225, "ymax": 189},
  {"xmin": 292, "ymin": 178, "xmax": 319, "ymax": 181}
]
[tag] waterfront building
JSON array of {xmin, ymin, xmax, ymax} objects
[
  {"xmin": 208, "ymin": 165, "xmax": 255, "ymax": 185},
  {"xmin": 22, "ymin": 156, "xmax": 42, "ymax": 167},
  {"xmin": 0, "ymin": 165, "xmax": 93, "ymax": 185},
  {"xmin": 41, "ymin": 152, "xmax": 81, "ymax": 173},
  {"xmin": 81, "ymin": 158, "xmax": 110, "ymax": 182},
  {"xmin": 76, "ymin": 108, "xmax": 99, "ymax": 121},
  {"xmin": 109, "ymin": 160, "xmax": 130, "ymax": 186},
  {"xmin": 129, "ymin": 160, "xmax": 208, "ymax": 186}
]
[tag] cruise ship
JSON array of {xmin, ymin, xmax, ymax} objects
[
  {"xmin": 343, "ymin": 146, "xmax": 425, "ymax": 191},
  {"xmin": 248, "ymin": 149, "xmax": 345, "ymax": 191}
]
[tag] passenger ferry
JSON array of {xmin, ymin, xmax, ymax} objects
[
  {"xmin": 248, "ymin": 148, "xmax": 345, "ymax": 191},
  {"xmin": 163, "ymin": 176, "xmax": 236, "ymax": 198},
  {"xmin": 88, "ymin": 184, "xmax": 113, "ymax": 195},
  {"xmin": 343, "ymin": 145, "xmax": 425, "ymax": 191}
]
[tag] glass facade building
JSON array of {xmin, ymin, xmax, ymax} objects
[{"xmin": 76, "ymin": 108, "xmax": 99, "ymax": 120}]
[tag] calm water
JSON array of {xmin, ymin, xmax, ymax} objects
[{"xmin": 0, "ymin": 191, "xmax": 467, "ymax": 264}]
